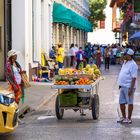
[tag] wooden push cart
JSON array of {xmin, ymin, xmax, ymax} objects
[{"xmin": 52, "ymin": 77, "xmax": 103, "ymax": 120}]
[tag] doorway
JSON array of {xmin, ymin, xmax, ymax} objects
[
  {"xmin": 0, "ymin": 0, "xmax": 5, "ymax": 80},
  {"xmin": 0, "ymin": 0, "xmax": 12, "ymax": 80}
]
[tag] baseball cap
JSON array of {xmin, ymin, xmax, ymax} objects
[{"xmin": 124, "ymin": 48, "xmax": 134, "ymax": 56}]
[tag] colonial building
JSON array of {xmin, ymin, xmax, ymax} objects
[
  {"xmin": 52, "ymin": 0, "xmax": 92, "ymax": 66},
  {"xmin": 0, "ymin": 0, "xmax": 53, "ymax": 81},
  {"xmin": 0, "ymin": 0, "xmax": 92, "ymax": 81},
  {"xmin": 110, "ymin": 0, "xmax": 125, "ymax": 43},
  {"xmin": 110, "ymin": 0, "xmax": 140, "ymax": 43}
]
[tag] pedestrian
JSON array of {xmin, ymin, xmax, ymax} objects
[
  {"xmin": 104, "ymin": 47, "xmax": 111, "ymax": 70},
  {"xmin": 69, "ymin": 43, "xmax": 75, "ymax": 67},
  {"xmin": 95, "ymin": 47, "xmax": 102, "ymax": 68},
  {"xmin": 117, "ymin": 48, "xmax": 138, "ymax": 124},
  {"xmin": 5, "ymin": 49, "xmax": 25, "ymax": 123},
  {"xmin": 56, "ymin": 42, "xmax": 64, "ymax": 69},
  {"xmin": 49, "ymin": 46, "xmax": 56, "ymax": 60},
  {"xmin": 112, "ymin": 45, "xmax": 118, "ymax": 65},
  {"xmin": 73, "ymin": 44, "xmax": 79, "ymax": 67},
  {"xmin": 84, "ymin": 45, "xmax": 90, "ymax": 64},
  {"xmin": 75, "ymin": 47, "xmax": 84, "ymax": 69}
]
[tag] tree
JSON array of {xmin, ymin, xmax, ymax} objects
[{"xmin": 89, "ymin": 0, "xmax": 107, "ymax": 28}]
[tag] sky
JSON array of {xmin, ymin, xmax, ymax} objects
[{"xmin": 88, "ymin": 0, "xmax": 116, "ymax": 45}]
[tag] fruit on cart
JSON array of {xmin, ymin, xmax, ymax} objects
[
  {"xmin": 92, "ymin": 64, "xmax": 98, "ymax": 69},
  {"xmin": 94, "ymin": 69, "xmax": 101, "ymax": 75},
  {"xmin": 85, "ymin": 64, "xmax": 90, "ymax": 70},
  {"xmin": 75, "ymin": 78, "xmax": 93, "ymax": 85},
  {"xmin": 58, "ymin": 69, "xmax": 65, "ymax": 75},
  {"xmin": 55, "ymin": 76, "xmax": 62, "ymax": 81},
  {"xmin": 55, "ymin": 81, "xmax": 69, "ymax": 85},
  {"xmin": 62, "ymin": 76, "xmax": 69, "ymax": 81}
]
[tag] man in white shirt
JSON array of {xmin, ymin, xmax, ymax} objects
[{"xmin": 117, "ymin": 48, "xmax": 138, "ymax": 124}]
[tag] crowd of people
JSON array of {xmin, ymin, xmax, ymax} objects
[{"xmin": 49, "ymin": 42, "xmax": 128, "ymax": 70}]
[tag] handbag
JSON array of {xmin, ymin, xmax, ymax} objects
[{"xmin": 21, "ymin": 71, "xmax": 31, "ymax": 88}]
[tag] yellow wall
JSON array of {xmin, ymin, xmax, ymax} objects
[{"xmin": 0, "ymin": 0, "xmax": 4, "ymax": 80}]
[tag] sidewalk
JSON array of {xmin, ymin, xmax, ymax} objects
[{"xmin": 0, "ymin": 81, "xmax": 57, "ymax": 116}]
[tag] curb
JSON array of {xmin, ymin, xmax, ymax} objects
[
  {"xmin": 36, "ymin": 90, "xmax": 57, "ymax": 110},
  {"xmin": 19, "ymin": 90, "xmax": 57, "ymax": 117}
]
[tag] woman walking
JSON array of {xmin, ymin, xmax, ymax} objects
[
  {"xmin": 69, "ymin": 43, "xmax": 75, "ymax": 67},
  {"xmin": 96, "ymin": 47, "xmax": 102, "ymax": 68},
  {"xmin": 104, "ymin": 47, "xmax": 111, "ymax": 70}
]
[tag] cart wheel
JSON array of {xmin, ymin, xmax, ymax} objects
[
  {"xmin": 55, "ymin": 95, "xmax": 64, "ymax": 120},
  {"xmin": 91, "ymin": 94, "xmax": 99, "ymax": 120}
]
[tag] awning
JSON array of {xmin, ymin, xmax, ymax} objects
[
  {"xmin": 129, "ymin": 31, "xmax": 140, "ymax": 40},
  {"xmin": 53, "ymin": 2, "xmax": 72, "ymax": 25},
  {"xmin": 53, "ymin": 2, "xmax": 93, "ymax": 32}
]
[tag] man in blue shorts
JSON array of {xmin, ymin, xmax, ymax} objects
[{"xmin": 117, "ymin": 48, "xmax": 138, "ymax": 124}]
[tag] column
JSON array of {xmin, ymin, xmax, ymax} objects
[
  {"xmin": 79, "ymin": 30, "xmax": 82, "ymax": 47},
  {"xmin": 76, "ymin": 30, "xmax": 79, "ymax": 46},
  {"xmin": 66, "ymin": 26, "xmax": 70, "ymax": 53},
  {"xmin": 56, "ymin": 23, "xmax": 59, "ymax": 46},
  {"xmin": 52, "ymin": 23, "xmax": 55, "ymax": 46},
  {"xmin": 12, "ymin": 0, "xmax": 33, "ymax": 75},
  {"xmin": 71, "ymin": 27, "xmax": 73, "ymax": 44}
]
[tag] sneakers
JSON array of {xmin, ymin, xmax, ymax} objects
[
  {"xmin": 117, "ymin": 117, "xmax": 132, "ymax": 124},
  {"xmin": 127, "ymin": 119, "xmax": 132, "ymax": 124},
  {"xmin": 117, "ymin": 117, "xmax": 125, "ymax": 123}
]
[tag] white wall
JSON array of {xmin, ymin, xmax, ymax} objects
[
  {"xmin": 12, "ymin": 0, "xmax": 26, "ymax": 69},
  {"xmin": 88, "ymin": 0, "xmax": 116, "ymax": 44},
  {"xmin": 12, "ymin": 0, "xmax": 33, "ymax": 76}
]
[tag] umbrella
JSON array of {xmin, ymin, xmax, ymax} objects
[{"xmin": 129, "ymin": 31, "xmax": 140, "ymax": 40}]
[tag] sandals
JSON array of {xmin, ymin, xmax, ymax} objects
[{"xmin": 117, "ymin": 117, "xmax": 132, "ymax": 124}]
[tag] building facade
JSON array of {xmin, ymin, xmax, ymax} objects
[
  {"xmin": 110, "ymin": 0, "xmax": 125, "ymax": 43},
  {"xmin": 110, "ymin": 0, "xmax": 140, "ymax": 43},
  {"xmin": 0, "ymin": 0, "xmax": 53, "ymax": 81},
  {"xmin": 0, "ymin": 0, "xmax": 91, "ymax": 81},
  {"xmin": 52, "ymin": 0, "xmax": 92, "ymax": 66}
]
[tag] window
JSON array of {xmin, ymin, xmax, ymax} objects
[{"xmin": 100, "ymin": 20, "xmax": 105, "ymax": 29}]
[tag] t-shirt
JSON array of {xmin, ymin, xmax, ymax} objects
[
  {"xmin": 13, "ymin": 65, "xmax": 22, "ymax": 84},
  {"xmin": 112, "ymin": 48, "xmax": 118, "ymax": 56},
  {"xmin": 69, "ymin": 47, "xmax": 75, "ymax": 56},
  {"xmin": 73, "ymin": 46, "xmax": 78, "ymax": 56},
  {"xmin": 56, "ymin": 47, "xmax": 64, "ymax": 63},
  {"xmin": 117, "ymin": 60, "xmax": 138, "ymax": 88}
]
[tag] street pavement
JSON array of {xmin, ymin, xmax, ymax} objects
[
  {"xmin": 1, "ymin": 64, "xmax": 140, "ymax": 140},
  {"xmin": 0, "ymin": 81, "xmax": 57, "ymax": 116}
]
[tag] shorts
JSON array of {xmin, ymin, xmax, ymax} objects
[{"xmin": 119, "ymin": 86, "xmax": 135, "ymax": 105}]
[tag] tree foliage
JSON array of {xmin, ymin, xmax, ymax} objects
[{"xmin": 89, "ymin": 0, "xmax": 107, "ymax": 28}]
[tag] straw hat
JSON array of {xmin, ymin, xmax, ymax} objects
[{"xmin": 8, "ymin": 49, "xmax": 19, "ymax": 59}]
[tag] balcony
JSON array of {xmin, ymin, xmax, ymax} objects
[
  {"xmin": 112, "ymin": 20, "xmax": 123, "ymax": 32},
  {"xmin": 110, "ymin": 0, "xmax": 125, "ymax": 8}
]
